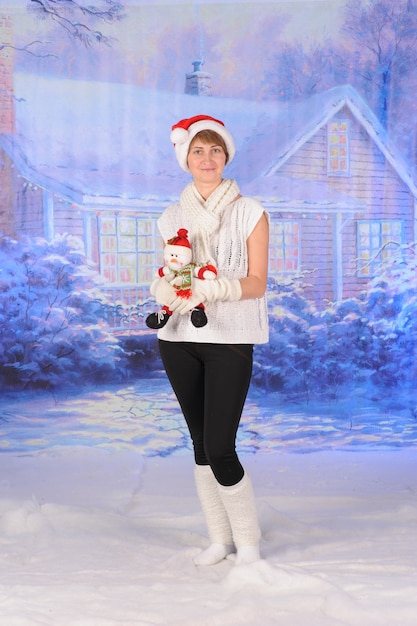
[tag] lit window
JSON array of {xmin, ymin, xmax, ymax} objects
[
  {"xmin": 357, "ymin": 220, "xmax": 403, "ymax": 277},
  {"xmin": 99, "ymin": 215, "xmax": 161, "ymax": 284},
  {"xmin": 269, "ymin": 220, "xmax": 300, "ymax": 274},
  {"xmin": 327, "ymin": 120, "xmax": 350, "ymax": 176}
]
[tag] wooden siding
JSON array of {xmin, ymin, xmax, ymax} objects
[
  {"xmin": 0, "ymin": 154, "xmax": 85, "ymax": 242},
  {"xmin": 341, "ymin": 218, "xmax": 361, "ymax": 298},
  {"xmin": 52, "ymin": 199, "xmax": 84, "ymax": 240},
  {"xmin": 300, "ymin": 215, "xmax": 335, "ymax": 303},
  {"xmin": 12, "ymin": 168, "xmax": 44, "ymax": 237}
]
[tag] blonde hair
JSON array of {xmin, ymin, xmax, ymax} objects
[{"xmin": 188, "ymin": 130, "xmax": 229, "ymax": 163}]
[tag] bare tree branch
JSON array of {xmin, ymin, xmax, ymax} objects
[
  {"xmin": 27, "ymin": 0, "xmax": 125, "ymax": 47},
  {"xmin": 0, "ymin": 40, "xmax": 58, "ymax": 58}
]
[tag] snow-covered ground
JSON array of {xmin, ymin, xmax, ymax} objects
[
  {"xmin": 1, "ymin": 445, "xmax": 416, "ymax": 626},
  {"xmin": 1, "ymin": 381, "xmax": 416, "ymax": 624}
]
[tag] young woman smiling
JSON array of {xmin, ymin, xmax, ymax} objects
[{"xmin": 150, "ymin": 115, "xmax": 269, "ymax": 566}]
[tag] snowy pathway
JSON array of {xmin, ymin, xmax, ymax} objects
[{"xmin": 1, "ymin": 380, "xmax": 416, "ymax": 455}]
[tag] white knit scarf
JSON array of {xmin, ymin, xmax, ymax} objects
[{"xmin": 179, "ymin": 178, "xmax": 240, "ymax": 265}]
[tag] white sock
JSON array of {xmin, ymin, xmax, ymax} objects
[
  {"xmin": 193, "ymin": 542, "xmax": 235, "ymax": 566},
  {"xmin": 235, "ymin": 544, "xmax": 260, "ymax": 565},
  {"xmin": 218, "ymin": 473, "xmax": 261, "ymax": 566},
  {"xmin": 193, "ymin": 465, "xmax": 233, "ymax": 566}
]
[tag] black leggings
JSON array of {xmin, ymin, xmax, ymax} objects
[{"xmin": 158, "ymin": 340, "xmax": 253, "ymax": 486}]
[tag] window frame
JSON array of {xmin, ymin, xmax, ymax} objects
[
  {"xmin": 356, "ymin": 219, "xmax": 404, "ymax": 278},
  {"xmin": 327, "ymin": 119, "xmax": 350, "ymax": 177},
  {"xmin": 269, "ymin": 219, "xmax": 300, "ymax": 275},
  {"xmin": 98, "ymin": 213, "xmax": 162, "ymax": 285}
]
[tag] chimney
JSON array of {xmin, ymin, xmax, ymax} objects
[
  {"xmin": 0, "ymin": 13, "xmax": 15, "ymax": 134},
  {"xmin": 185, "ymin": 60, "xmax": 212, "ymax": 96}
]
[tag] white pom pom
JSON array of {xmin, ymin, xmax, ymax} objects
[{"xmin": 170, "ymin": 127, "xmax": 189, "ymax": 145}]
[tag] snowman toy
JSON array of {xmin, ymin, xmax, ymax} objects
[{"xmin": 146, "ymin": 228, "xmax": 217, "ymax": 330}]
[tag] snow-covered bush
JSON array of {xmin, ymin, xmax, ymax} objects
[
  {"xmin": 359, "ymin": 244, "xmax": 417, "ymax": 390},
  {"xmin": 0, "ymin": 233, "xmax": 123, "ymax": 389},
  {"xmin": 254, "ymin": 251, "xmax": 417, "ymax": 400},
  {"xmin": 253, "ymin": 275, "xmax": 325, "ymax": 399},
  {"xmin": 255, "ymin": 276, "xmax": 364, "ymax": 399}
]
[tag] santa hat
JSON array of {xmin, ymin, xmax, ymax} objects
[
  {"xmin": 170, "ymin": 115, "xmax": 236, "ymax": 172},
  {"xmin": 165, "ymin": 228, "xmax": 192, "ymax": 252}
]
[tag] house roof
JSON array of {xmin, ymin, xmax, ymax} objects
[
  {"xmin": 228, "ymin": 84, "xmax": 417, "ymax": 200},
  {"xmin": 2, "ymin": 73, "xmax": 416, "ymax": 207}
]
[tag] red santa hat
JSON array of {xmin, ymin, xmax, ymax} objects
[
  {"xmin": 165, "ymin": 228, "xmax": 192, "ymax": 252},
  {"xmin": 170, "ymin": 115, "xmax": 236, "ymax": 172}
]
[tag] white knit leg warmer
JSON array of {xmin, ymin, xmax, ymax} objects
[
  {"xmin": 218, "ymin": 472, "xmax": 261, "ymax": 565},
  {"xmin": 193, "ymin": 464, "xmax": 234, "ymax": 566}
]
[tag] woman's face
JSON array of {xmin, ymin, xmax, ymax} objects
[{"xmin": 187, "ymin": 140, "xmax": 227, "ymax": 189}]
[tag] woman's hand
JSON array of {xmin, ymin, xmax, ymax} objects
[
  {"xmin": 173, "ymin": 277, "xmax": 242, "ymax": 314},
  {"xmin": 150, "ymin": 277, "xmax": 180, "ymax": 308}
]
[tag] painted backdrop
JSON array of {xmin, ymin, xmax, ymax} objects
[{"xmin": 0, "ymin": 0, "xmax": 416, "ymax": 454}]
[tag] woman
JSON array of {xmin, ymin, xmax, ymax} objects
[{"xmin": 151, "ymin": 114, "xmax": 269, "ymax": 566}]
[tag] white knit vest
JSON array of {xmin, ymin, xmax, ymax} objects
[{"xmin": 156, "ymin": 195, "xmax": 269, "ymax": 345}]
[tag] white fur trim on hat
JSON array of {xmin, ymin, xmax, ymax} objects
[{"xmin": 170, "ymin": 116, "xmax": 236, "ymax": 173}]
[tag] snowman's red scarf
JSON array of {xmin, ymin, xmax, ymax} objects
[{"xmin": 173, "ymin": 262, "xmax": 198, "ymax": 299}]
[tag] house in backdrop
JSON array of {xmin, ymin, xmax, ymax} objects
[{"xmin": 1, "ymin": 19, "xmax": 416, "ymax": 332}]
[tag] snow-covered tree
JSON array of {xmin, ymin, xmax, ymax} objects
[
  {"xmin": 262, "ymin": 39, "xmax": 347, "ymax": 101},
  {"xmin": 342, "ymin": 0, "xmax": 417, "ymax": 128}
]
